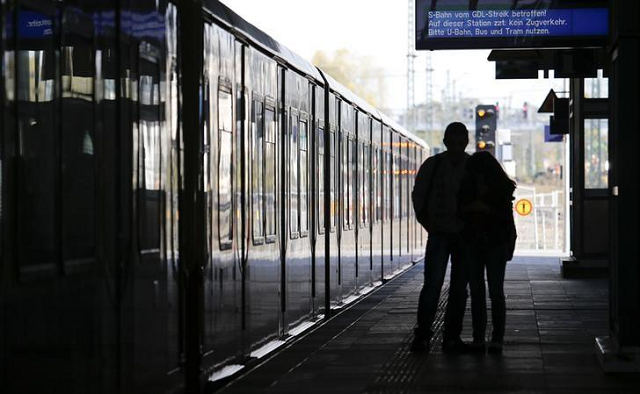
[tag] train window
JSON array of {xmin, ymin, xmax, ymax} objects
[
  {"xmin": 376, "ymin": 147, "xmax": 382, "ymax": 223},
  {"xmin": 342, "ymin": 134, "xmax": 349, "ymax": 230},
  {"xmin": 372, "ymin": 146, "xmax": 378, "ymax": 223},
  {"xmin": 392, "ymin": 152, "xmax": 398, "ymax": 220},
  {"xmin": 300, "ymin": 120, "xmax": 309, "ymax": 236},
  {"xmin": 364, "ymin": 143, "xmax": 370, "ymax": 226},
  {"xmin": 359, "ymin": 142, "xmax": 365, "ymax": 226},
  {"xmin": 290, "ymin": 113, "xmax": 299, "ymax": 237},
  {"xmin": 351, "ymin": 138, "xmax": 356, "ymax": 230},
  {"xmin": 385, "ymin": 152, "xmax": 392, "ymax": 222},
  {"xmin": 218, "ymin": 89, "xmax": 233, "ymax": 250},
  {"xmin": 252, "ymin": 99, "xmax": 264, "ymax": 242},
  {"xmin": 404, "ymin": 155, "xmax": 409, "ymax": 219},
  {"xmin": 400, "ymin": 154, "xmax": 405, "ymax": 220},
  {"xmin": 265, "ymin": 107, "xmax": 277, "ymax": 240},
  {"xmin": 330, "ymin": 130, "xmax": 336, "ymax": 231},
  {"xmin": 318, "ymin": 126, "xmax": 325, "ymax": 233}
]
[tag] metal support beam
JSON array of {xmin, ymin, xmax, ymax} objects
[
  {"xmin": 407, "ymin": 0, "xmax": 416, "ymax": 131},
  {"xmin": 179, "ymin": 1, "xmax": 206, "ymax": 391},
  {"xmin": 596, "ymin": 0, "xmax": 640, "ymax": 372}
]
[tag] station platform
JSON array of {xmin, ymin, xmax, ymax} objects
[{"xmin": 217, "ymin": 257, "xmax": 640, "ymax": 394}]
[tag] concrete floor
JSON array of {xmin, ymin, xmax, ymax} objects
[{"xmin": 217, "ymin": 257, "xmax": 640, "ymax": 394}]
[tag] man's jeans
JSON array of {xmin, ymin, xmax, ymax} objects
[
  {"xmin": 416, "ymin": 232, "xmax": 467, "ymax": 341},
  {"xmin": 464, "ymin": 234, "xmax": 508, "ymax": 343}
]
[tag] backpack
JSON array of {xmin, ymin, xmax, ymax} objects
[{"xmin": 412, "ymin": 154, "xmax": 441, "ymax": 231}]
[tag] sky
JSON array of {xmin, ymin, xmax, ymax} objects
[{"xmin": 219, "ymin": 0, "xmax": 566, "ymax": 119}]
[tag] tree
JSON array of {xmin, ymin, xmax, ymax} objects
[{"xmin": 312, "ymin": 49, "xmax": 387, "ymax": 109}]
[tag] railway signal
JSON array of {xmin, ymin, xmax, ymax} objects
[{"xmin": 475, "ymin": 104, "xmax": 497, "ymax": 155}]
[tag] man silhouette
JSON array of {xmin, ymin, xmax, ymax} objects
[{"xmin": 411, "ymin": 122, "xmax": 470, "ymax": 352}]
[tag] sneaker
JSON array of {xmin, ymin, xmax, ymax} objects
[
  {"xmin": 410, "ymin": 328, "xmax": 430, "ymax": 352},
  {"xmin": 467, "ymin": 340, "xmax": 486, "ymax": 353},
  {"xmin": 442, "ymin": 337, "xmax": 470, "ymax": 354},
  {"xmin": 487, "ymin": 341, "xmax": 503, "ymax": 354}
]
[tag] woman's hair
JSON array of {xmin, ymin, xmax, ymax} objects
[{"xmin": 467, "ymin": 151, "xmax": 516, "ymax": 196}]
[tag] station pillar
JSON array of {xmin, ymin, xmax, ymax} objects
[
  {"xmin": 596, "ymin": 0, "xmax": 640, "ymax": 372},
  {"xmin": 562, "ymin": 77, "xmax": 610, "ymax": 278}
]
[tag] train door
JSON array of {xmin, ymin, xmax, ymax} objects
[
  {"xmin": 410, "ymin": 145, "xmax": 418, "ymax": 258},
  {"xmin": 201, "ymin": 22, "xmax": 242, "ymax": 368},
  {"xmin": 282, "ymin": 71, "xmax": 312, "ymax": 331},
  {"xmin": 0, "ymin": 1, "xmax": 5, "ymax": 385},
  {"xmin": 401, "ymin": 136, "xmax": 410, "ymax": 265},
  {"xmin": 163, "ymin": 2, "xmax": 183, "ymax": 376},
  {"xmin": 133, "ymin": 23, "xmax": 165, "ymax": 390},
  {"xmin": 339, "ymin": 101, "xmax": 357, "ymax": 298},
  {"xmin": 356, "ymin": 112, "xmax": 372, "ymax": 288},
  {"xmin": 244, "ymin": 46, "xmax": 281, "ymax": 350},
  {"xmin": 382, "ymin": 126, "xmax": 393, "ymax": 279},
  {"xmin": 128, "ymin": 0, "xmax": 189, "ymax": 389},
  {"xmin": 0, "ymin": 1, "xmax": 5, "ymax": 389},
  {"xmin": 327, "ymin": 93, "xmax": 340, "ymax": 306},
  {"xmin": 313, "ymin": 84, "xmax": 327, "ymax": 315},
  {"xmin": 371, "ymin": 119, "xmax": 383, "ymax": 282},
  {"xmin": 3, "ymin": 1, "xmax": 102, "ymax": 391},
  {"xmin": 390, "ymin": 131, "xmax": 399, "ymax": 272}
]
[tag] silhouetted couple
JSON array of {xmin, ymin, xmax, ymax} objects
[{"xmin": 411, "ymin": 122, "xmax": 517, "ymax": 354}]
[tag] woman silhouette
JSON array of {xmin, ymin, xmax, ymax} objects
[{"xmin": 458, "ymin": 151, "xmax": 517, "ymax": 354}]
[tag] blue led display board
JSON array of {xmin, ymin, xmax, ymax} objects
[
  {"xmin": 18, "ymin": 10, "xmax": 54, "ymax": 39},
  {"xmin": 416, "ymin": 0, "xmax": 609, "ymax": 50}
]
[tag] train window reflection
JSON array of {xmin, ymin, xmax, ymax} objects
[
  {"xmin": 61, "ymin": 46, "xmax": 93, "ymax": 99},
  {"xmin": 290, "ymin": 114, "xmax": 299, "ymax": 236},
  {"xmin": 343, "ymin": 134, "xmax": 349, "ymax": 230},
  {"xmin": 385, "ymin": 151, "xmax": 392, "ymax": 222},
  {"xmin": 363, "ymin": 143, "xmax": 369, "ymax": 226},
  {"xmin": 351, "ymin": 138, "xmax": 356, "ymax": 229},
  {"xmin": 252, "ymin": 100, "xmax": 264, "ymax": 241},
  {"xmin": 265, "ymin": 108, "xmax": 276, "ymax": 239},
  {"xmin": 300, "ymin": 121, "xmax": 308, "ymax": 235},
  {"xmin": 318, "ymin": 126, "xmax": 325, "ymax": 232},
  {"xmin": 330, "ymin": 131, "xmax": 336, "ymax": 230},
  {"xmin": 219, "ymin": 89, "xmax": 233, "ymax": 133},
  {"xmin": 376, "ymin": 146, "xmax": 382, "ymax": 223},
  {"xmin": 218, "ymin": 90, "xmax": 233, "ymax": 249},
  {"xmin": 360, "ymin": 142, "xmax": 366, "ymax": 226},
  {"xmin": 17, "ymin": 50, "xmax": 55, "ymax": 102}
]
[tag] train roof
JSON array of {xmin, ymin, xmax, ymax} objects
[
  {"xmin": 318, "ymin": 70, "xmax": 380, "ymax": 121},
  {"xmin": 204, "ymin": 1, "xmax": 428, "ymax": 150},
  {"xmin": 377, "ymin": 112, "xmax": 429, "ymax": 149},
  {"xmin": 204, "ymin": 1, "xmax": 323, "ymax": 82},
  {"xmin": 321, "ymin": 71, "xmax": 428, "ymax": 149}
]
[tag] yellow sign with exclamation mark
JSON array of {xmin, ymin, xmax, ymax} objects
[{"xmin": 515, "ymin": 199, "xmax": 533, "ymax": 216}]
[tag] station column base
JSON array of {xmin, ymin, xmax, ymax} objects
[
  {"xmin": 560, "ymin": 256, "xmax": 608, "ymax": 278},
  {"xmin": 595, "ymin": 336, "xmax": 640, "ymax": 373}
]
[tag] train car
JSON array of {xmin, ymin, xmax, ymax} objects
[
  {"xmin": 0, "ymin": 1, "xmax": 430, "ymax": 393},
  {"xmin": 319, "ymin": 73, "xmax": 384, "ymax": 300}
]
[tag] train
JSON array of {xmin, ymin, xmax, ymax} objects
[{"xmin": 0, "ymin": 0, "xmax": 429, "ymax": 393}]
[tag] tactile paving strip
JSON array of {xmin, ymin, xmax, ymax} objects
[{"xmin": 363, "ymin": 283, "xmax": 450, "ymax": 394}]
